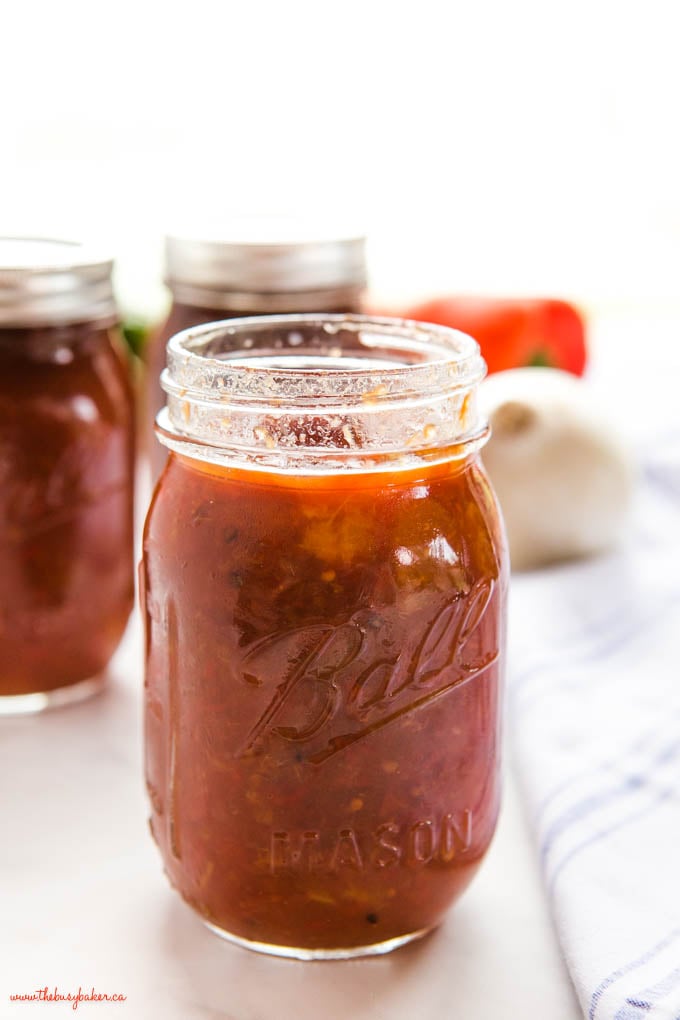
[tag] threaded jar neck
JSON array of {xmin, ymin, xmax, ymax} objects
[{"xmin": 156, "ymin": 315, "xmax": 488, "ymax": 474}]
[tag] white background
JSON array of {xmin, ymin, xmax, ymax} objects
[{"xmin": 2, "ymin": 0, "xmax": 679, "ymax": 316}]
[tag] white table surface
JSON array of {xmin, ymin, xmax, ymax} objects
[
  {"xmin": 0, "ymin": 615, "xmax": 581, "ymax": 1020},
  {"xmin": 7, "ymin": 306, "xmax": 670, "ymax": 1020}
]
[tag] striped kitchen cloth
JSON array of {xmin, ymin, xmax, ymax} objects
[{"xmin": 508, "ymin": 429, "xmax": 680, "ymax": 1020}]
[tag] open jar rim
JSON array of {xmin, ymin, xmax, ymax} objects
[
  {"xmin": 164, "ymin": 314, "xmax": 485, "ymax": 402},
  {"xmin": 157, "ymin": 314, "xmax": 489, "ymax": 473}
]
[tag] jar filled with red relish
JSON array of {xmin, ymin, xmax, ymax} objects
[
  {"xmin": 145, "ymin": 224, "xmax": 367, "ymax": 478},
  {"xmin": 0, "ymin": 238, "xmax": 135, "ymax": 714},
  {"xmin": 143, "ymin": 315, "xmax": 507, "ymax": 959}
]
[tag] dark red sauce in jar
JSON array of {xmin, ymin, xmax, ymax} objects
[
  {"xmin": 145, "ymin": 225, "xmax": 367, "ymax": 479},
  {"xmin": 143, "ymin": 315, "xmax": 507, "ymax": 958},
  {"xmin": 0, "ymin": 239, "xmax": 134, "ymax": 711}
]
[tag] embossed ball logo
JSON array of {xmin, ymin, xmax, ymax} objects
[{"xmin": 236, "ymin": 577, "xmax": 498, "ymax": 765}]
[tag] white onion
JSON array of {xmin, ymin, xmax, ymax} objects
[{"xmin": 479, "ymin": 368, "xmax": 635, "ymax": 571}]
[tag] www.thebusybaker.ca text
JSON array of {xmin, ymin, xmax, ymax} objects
[{"xmin": 9, "ymin": 986, "xmax": 127, "ymax": 1011}]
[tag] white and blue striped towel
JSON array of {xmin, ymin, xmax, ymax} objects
[{"xmin": 509, "ymin": 429, "xmax": 680, "ymax": 1020}]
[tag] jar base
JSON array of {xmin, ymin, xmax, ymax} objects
[
  {"xmin": 202, "ymin": 919, "xmax": 432, "ymax": 960},
  {"xmin": 0, "ymin": 675, "xmax": 106, "ymax": 717}
]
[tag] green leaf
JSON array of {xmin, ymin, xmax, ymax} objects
[
  {"xmin": 120, "ymin": 319, "xmax": 152, "ymax": 358},
  {"xmin": 527, "ymin": 350, "xmax": 552, "ymax": 368}
]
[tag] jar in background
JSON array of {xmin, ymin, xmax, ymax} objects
[
  {"xmin": 0, "ymin": 238, "xmax": 135, "ymax": 713},
  {"xmin": 143, "ymin": 314, "xmax": 507, "ymax": 959},
  {"xmin": 145, "ymin": 224, "xmax": 367, "ymax": 478}
]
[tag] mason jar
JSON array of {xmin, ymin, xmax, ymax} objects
[
  {"xmin": 145, "ymin": 224, "xmax": 367, "ymax": 478},
  {"xmin": 142, "ymin": 314, "xmax": 507, "ymax": 959},
  {"xmin": 0, "ymin": 237, "xmax": 135, "ymax": 713}
]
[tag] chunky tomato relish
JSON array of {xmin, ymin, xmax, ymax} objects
[
  {"xmin": 0, "ymin": 322, "xmax": 134, "ymax": 698},
  {"xmin": 143, "ymin": 449, "xmax": 506, "ymax": 953}
]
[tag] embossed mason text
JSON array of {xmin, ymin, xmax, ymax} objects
[{"xmin": 262, "ymin": 810, "xmax": 473, "ymax": 874}]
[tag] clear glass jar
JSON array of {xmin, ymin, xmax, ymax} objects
[
  {"xmin": 142, "ymin": 315, "xmax": 507, "ymax": 959},
  {"xmin": 0, "ymin": 238, "xmax": 135, "ymax": 713},
  {"xmin": 145, "ymin": 224, "xmax": 367, "ymax": 478}
]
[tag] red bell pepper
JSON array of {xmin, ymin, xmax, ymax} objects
[{"xmin": 379, "ymin": 296, "xmax": 587, "ymax": 376}]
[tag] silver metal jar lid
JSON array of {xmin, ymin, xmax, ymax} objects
[
  {"xmin": 0, "ymin": 237, "xmax": 117, "ymax": 327},
  {"xmin": 164, "ymin": 220, "xmax": 367, "ymax": 310}
]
